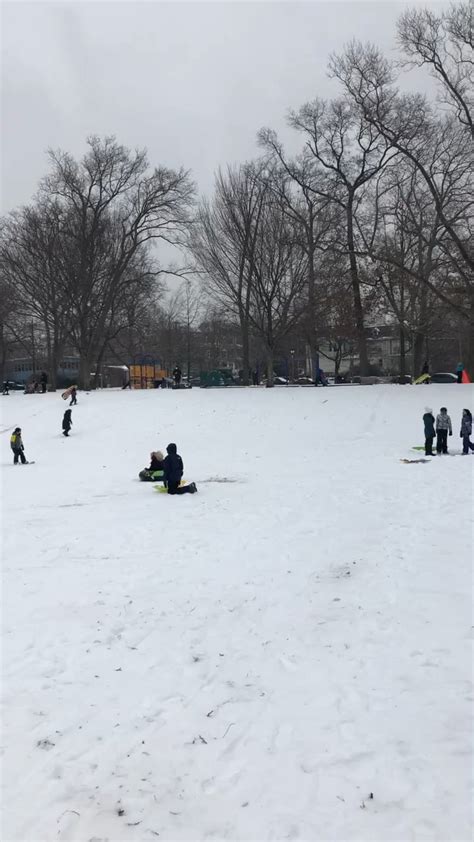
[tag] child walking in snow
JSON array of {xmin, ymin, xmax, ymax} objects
[
  {"xmin": 69, "ymin": 387, "xmax": 77, "ymax": 406},
  {"xmin": 436, "ymin": 407, "xmax": 452, "ymax": 454},
  {"xmin": 10, "ymin": 427, "xmax": 27, "ymax": 464},
  {"xmin": 460, "ymin": 409, "xmax": 474, "ymax": 455},
  {"xmin": 62, "ymin": 409, "xmax": 72, "ymax": 437},
  {"xmin": 163, "ymin": 443, "xmax": 197, "ymax": 495},
  {"xmin": 423, "ymin": 407, "xmax": 435, "ymax": 456}
]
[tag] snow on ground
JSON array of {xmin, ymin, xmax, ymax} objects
[{"xmin": 1, "ymin": 384, "xmax": 473, "ymax": 842}]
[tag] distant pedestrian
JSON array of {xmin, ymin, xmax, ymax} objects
[
  {"xmin": 40, "ymin": 372, "xmax": 48, "ymax": 393},
  {"xmin": 173, "ymin": 366, "xmax": 182, "ymax": 387},
  {"xmin": 436, "ymin": 407, "xmax": 452, "ymax": 454},
  {"xmin": 423, "ymin": 407, "xmax": 435, "ymax": 456},
  {"xmin": 460, "ymin": 409, "xmax": 474, "ymax": 455},
  {"xmin": 69, "ymin": 386, "xmax": 77, "ymax": 406},
  {"xmin": 2, "ymin": 380, "xmax": 10, "ymax": 395},
  {"xmin": 456, "ymin": 362, "xmax": 464, "ymax": 384},
  {"xmin": 62, "ymin": 409, "xmax": 72, "ymax": 437},
  {"xmin": 10, "ymin": 427, "xmax": 27, "ymax": 464}
]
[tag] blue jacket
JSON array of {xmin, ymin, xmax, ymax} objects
[{"xmin": 461, "ymin": 414, "xmax": 472, "ymax": 437}]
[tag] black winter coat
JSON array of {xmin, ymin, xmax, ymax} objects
[
  {"xmin": 163, "ymin": 450, "xmax": 184, "ymax": 484},
  {"xmin": 423, "ymin": 412, "xmax": 435, "ymax": 437}
]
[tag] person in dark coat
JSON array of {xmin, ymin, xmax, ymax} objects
[
  {"xmin": 40, "ymin": 372, "xmax": 48, "ymax": 393},
  {"xmin": 62, "ymin": 409, "xmax": 72, "ymax": 437},
  {"xmin": 2, "ymin": 380, "xmax": 10, "ymax": 395},
  {"xmin": 173, "ymin": 366, "xmax": 182, "ymax": 386},
  {"xmin": 456, "ymin": 362, "xmax": 464, "ymax": 384},
  {"xmin": 163, "ymin": 443, "xmax": 197, "ymax": 495},
  {"xmin": 460, "ymin": 409, "xmax": 474, "ymax": 454},
  {"xmin": 69, "ymin": 386, "xmax": 77, "ymax": 406},
  {"xmin": 423, "ymin": 407, "xmax": 435, "ymax": 456}
]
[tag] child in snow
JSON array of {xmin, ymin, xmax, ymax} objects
[
  {"xmin": 460, "ymin": 409, "xmax": 474, "ymax": 455},
  {"xmin": 70, "ymin": 387, "xmax": 77, "ymax": 406},
  {"xmin": 436, "ymin": 407, "xmax": 452, "ymax": 454},
  {"xmin": 423, "ymin": 407, "xmax": 435, "ymax": 456},
  {"xmin": 10, "ymin": 427, "xmax": 27, "ymax": 464},
  {"xmin": 163, "ymin": 443, "xmax": 197, "ymax": 495},
  {"xmin": 139, "ymin": 450, "xmax": 165, "ymax": 482},
  {"xmin": 62, "ymin": 409, "xmax": 72, "ymax": 437}
]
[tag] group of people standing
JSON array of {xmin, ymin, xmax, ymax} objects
[{"xmin": 423, "ymin": 407, "xmax": 474, "ymax": 455}]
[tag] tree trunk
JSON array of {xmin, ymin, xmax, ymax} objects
[
  {"xmin": 399, "ymin": 327, "xmax": 407, "ymax": 384},
  {"xmin": 240, "ymin": 314, "xmax": 250, "ymax": 386},
  {"xmin": 346, "ymin": 197, "xmax": 368, "ymax": 375},
  {"xmin": 79, "ymin": 355, "xmax": 91, "ymax": 390},
  {"xmin": 266, "ymin": 349, "xmax": 274, "ymax": 387},
  {"xmin": 306, "ymin": 219, "xmax": 318, "ymax": 379},
  {"xmin": 466, "ymin": 305, "xmax": 474, "ymax": 381},
  {"xmin": 413, "ymin": 331, "xmax": 425, "ymax": 378},
  {"xmin": 186, "ymin": 325, "xmax": 191, "ymax": 383}
]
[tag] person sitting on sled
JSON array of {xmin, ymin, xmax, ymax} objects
[
  {"xmin": 163, "ymin": 443, "xmax": 197, "ymax": 495},
  {"xmin": 139, "ymin": 450, "xmax": 165, "ymax": 482}
]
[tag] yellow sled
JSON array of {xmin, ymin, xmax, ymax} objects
[
  {"xmin": 413, "ymin": 373, "xmax": 430, "ymax": 384},
  {"xmin": 153, "ymin": 480, "xmax": 186, "ymax": 494}
]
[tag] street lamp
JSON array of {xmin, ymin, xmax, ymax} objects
[{"xmin": 290, "ymin": 349, "xmax": 295, "ymax": 384}]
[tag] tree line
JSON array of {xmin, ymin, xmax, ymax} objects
[{"xmin": 1, "ymin": 2, "xmax": 472, "ymax": 388}]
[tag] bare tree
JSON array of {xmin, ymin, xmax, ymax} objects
[
  {"xmin": 330, "ymin": 34, "xmax": 474, "ymax": 372},
  {"xmin": 248, "ymin": 198, "xmax": 307, "ymax": 386},
  {"xmin": 255, "ymin": 138, "xmax": 335, "ymax": 377},
  {"xmin": 281, "ymin": 98, "xmax": 395, "ymax": 375},
  {"xmin": 397, "ymin": 2, "xmax": 473, "ymax": 137},
  {"xmin": 173, "ymin": 279, "xmax": 203, "ymax": 381},
  {"xmin": 189, "ymin": 162, "xmax": 268, "ymax": 385},
  {"xmin": 40, "ymin": 135, "xmax": 195, "ymax": 388},
  {"xmin": 0, "ymin": 201, "xmax": 72, "ymax": 389}
]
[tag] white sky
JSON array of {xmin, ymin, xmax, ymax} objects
[{"xmin": 1, "ymin": 0, "xmax": 443, "ymax": 216}]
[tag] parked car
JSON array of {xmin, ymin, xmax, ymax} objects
[
  {"xmin": 2, "ymin": 381, "xmax": 24, "ymax": 391},
  {"xmin": 430, "ymin": 372, "xmax": 457, "ymax": 384},
  {"xmin": 295, "ymin": 376, "xmax": 314, "ymax": 386}
]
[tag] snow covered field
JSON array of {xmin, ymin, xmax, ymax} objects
[{"xmin": 1, "ymin": 384, "xmax": 473, "ymax": 842}]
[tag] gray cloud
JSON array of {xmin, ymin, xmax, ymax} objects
[{"xmin": 1, "ymin": 0, "xmax": 442, "ymax": 214}]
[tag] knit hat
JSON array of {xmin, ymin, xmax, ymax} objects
[{"xmin": 424, "ymin": 407, "xmax": 432, "ymax": 414}]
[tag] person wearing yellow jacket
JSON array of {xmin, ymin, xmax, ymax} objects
[{"xmin": 10, "ymin": 427, "xmax": 28, "ymax": 464}]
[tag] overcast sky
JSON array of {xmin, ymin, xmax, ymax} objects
[{"xmin": 2, "ymin": 0, "xmax": 443, "ymax": 216}]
